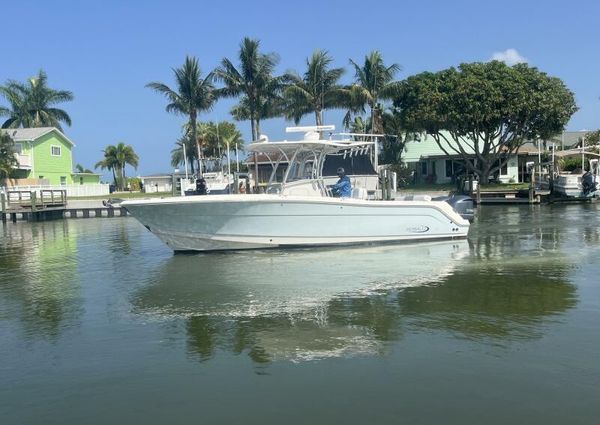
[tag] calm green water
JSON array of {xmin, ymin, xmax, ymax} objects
[{"xmin": 1, "ymin": 204, "xmax": 599, "ymax": 425}]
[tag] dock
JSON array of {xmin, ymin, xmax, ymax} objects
[
  {"xmin": 1, "ymin": 190, "xmax": 128, "ymax": 223},
  {"xmin": 467, "ymin": 186, "xmax": 551, "ymax": 205}
]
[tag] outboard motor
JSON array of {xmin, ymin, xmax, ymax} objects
[
  {"xmin": 434, "ymin": 194, "xmax": 475, "ymax": 222},
  {"xmin": 196, "ymin": 177, "xmax": 208, "ymax": 195},
  {"xmin": 582, "ymin": 171, "xmax": 597, "ymax": 196}
]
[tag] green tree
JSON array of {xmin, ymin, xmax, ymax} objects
[
  {"xmin": 95, "ymin": 143, "xmax": 139, "ymax": 191},
  {"xmin": 75, "ymin": 164, "xmax": 94, "ymax": 173},
  {"xmin": 0, "ymin": 70, "xmax": 73, "ymax": 130},
  {"xmin": 584, "ymin": 129, "xmax": 600, "ymax": 149},
  {"xmin": 379, "ymin": 108, "xmax": 415, "ymax": 165},
  {"xmin": 347, "ymin": 51, "xmax": 401, "ymax": 134},
  {"xmin": 395, "ymin": 61, "xmax": 578, "ymax": 183},
  {"xmin": 171, "ymin": 133, "xmax": 197, "ymax": 173},
  {"xmin": 349, "ymin": 116, "xmax": 369, "ymax": 135},
  {"xmin": 216, "ymin": 37, "xmax": 287, "ymax": 141},
  {"xmin": 0, "ymin": 132, "xmax": 19, "ymax": 180},
  {"xmin": 146, "ymin": 56, "xmax": 216, "ymax": 173},
  {"xmin": 206, "ymin": 121, "xmax": 244, "ymax": 161},
  {"xmin": 349, "ymin": 109, "xmax": 414, "ymax": 164},
  {"xmin": 283, "ymin": 50, "xmax": 347, "ymax": 126},
  {"xmin": 95, "ymin": 145, "xmax": 119, "ymax": 188},
  {"xmin": 173, "ymin": 121, "xmax": 244, "ymax": 172}
]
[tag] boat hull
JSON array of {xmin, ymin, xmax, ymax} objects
[
  {"xmin": 122, "ymin": 195, "xmax": 470, "ymax": 252},
  {"xmin": 553, "ymin": 174, "xmax": 598, "ymax": 198}
]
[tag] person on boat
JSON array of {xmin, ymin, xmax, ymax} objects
[{"xmin": 330, "ymin": 167, "xmax": 352, "ymax": 198}]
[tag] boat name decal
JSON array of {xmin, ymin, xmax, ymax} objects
[{"xmin": 406, "ymin": 225, "xmax": 430, "ymax": 233}]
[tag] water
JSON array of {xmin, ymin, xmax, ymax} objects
[{"xmin": 1, "ymin": 204, "xmax": 599, "ymax": 425}]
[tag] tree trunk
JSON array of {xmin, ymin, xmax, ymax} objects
[
  {"xmin": 370, "ymin": 101, "xmax": 375, "ymax": 134},
  {"xmin": 250, "ymin": 112, "xmax": 256, "ymax": 142},
  {"xmin": 315, "ymin": 109, "xmax": 322, "ymax": 127},
  {"xmin": 111, "ymin": 169, "xmax": 117, "ymax": 188},
  {"xmin": 190, "ymin": 111, "xmax": 202, "ymax": 176},
  {"xmin": 478, "ymin": 162, "xmax": 492, "ymax": 185},
  {"xmin": 115, "ymin": 168, "xmax": 123, "ymax": 191}
]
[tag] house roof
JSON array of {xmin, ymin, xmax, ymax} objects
[
  {"xmin": 1, "ymin": 127, "xmax": 76, "ymax": 146},
  {"xmin": 543, "ymin": 131, "xmax": 587, "ymax": 148},
  {"xmin": 553, "ymin": 149, "xmax": 600, "ymax": 158}
]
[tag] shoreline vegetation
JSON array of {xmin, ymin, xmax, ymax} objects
[{"xmin": 0, "ymin": 36, "xmax": 589, "ymax": 189}]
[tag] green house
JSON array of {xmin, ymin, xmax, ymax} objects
[{"xmin": 2, "ymin": 127, "xmax": 100, "ymax": 185}]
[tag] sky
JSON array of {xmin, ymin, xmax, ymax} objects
[{"xmin": 1, "ymin": 0, "xmax": 599, "ymax": 177}]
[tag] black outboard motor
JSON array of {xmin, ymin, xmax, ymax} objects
[
  {"xmin": 196, "ymin": 177, "xmax": 208, "ymax": 195},
  {"xmin": 582, "ymin": 171, "xmax": 597, "ymax": 196},
  {"xmin": 433, "ymin": 194, "xmax": 475, "ymax": 222}
]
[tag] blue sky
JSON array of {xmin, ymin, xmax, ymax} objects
[{"xmin": 2, "ymin": 0, "xmax": 599, "ymax": 176}]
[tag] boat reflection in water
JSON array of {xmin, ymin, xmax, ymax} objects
[
  {"xmin": 134, "ymin": 241, "xmax": 467, "ymax": 361},
  {"xmin": 133, "ymin": 237, "xmax": 576, "ymax": 363}
]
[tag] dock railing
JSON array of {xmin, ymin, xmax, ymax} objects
[{"xmin": 1, "ymin": 189, "xmax": 67, "ymax": 213}]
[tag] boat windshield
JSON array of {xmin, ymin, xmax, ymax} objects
[{"xmin": 284, "ymin": 150, "xmax": 318, "ymax": 182}]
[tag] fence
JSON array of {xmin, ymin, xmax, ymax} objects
[{"xmin": 1, "ymin": 184, "xmax": 109, "ymax": 197}]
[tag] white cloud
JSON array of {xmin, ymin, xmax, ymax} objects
[{"xmin": 490, "ymin": 48, "xmax": 528, "ymax": 66}]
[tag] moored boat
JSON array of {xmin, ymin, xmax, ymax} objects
[
  {"xmin": 551, "ymin": 154, "xmax": 599, "ymax": 198},
  {"xmin": 123, "ymin": 126, "xmax": 470, "ymax": 252}
]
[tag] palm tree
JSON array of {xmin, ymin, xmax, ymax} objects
[
  {"xmin": 216, "ymin": 37, "xmax": 287, "ymax": 141},
  {"xmin": 171, "ymin": 134, "xmax": 197, "ymax": 174},
  {"xmin": 284, "ymin": 50, "xmax": 347, "ymax": 126},
  {"xmin": 0, "ymin": 132, "xmax": 19, "ymax": 180},
  {"xmin": 348, "ymin": 51, "xmax": 401, "ymax": 134},
  {"xmin": 95, "ymin": 145, "xmax": 119, "ymax": 188},
  {"xmin": 0, "ymin": 70, "xmax": 73, "ymax": 130},
  {"xmin": 350, "ymin": 116, "xmax": 370, "ymax": 136},
  {"xmin": 75, "ymin": 164, "xmax": 94, "ymax": 173},
  {"xmin": 146, "ymin": 56, "xmax": 216, "ymax": 174},
  {"xmin": 178, "ymin": 121, "xmax": 245, "ymax": 171},
  {"xmin": 114, "ymin": 142, "xmax": 139, "ymax": 187},
  {"xmin": 95, "ymin": 143, "xmax": 139, "ymax": 191}
]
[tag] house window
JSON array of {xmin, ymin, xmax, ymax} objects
[
  {"xmin": 60, "ymin": 176, "xmax": 67, "ymax": 186},
  {"xmin": 51, "ymin": 145, "xmax": 61, "ymax": 156},
  {"xmin": 421, "ymin": 162, "xmax": 428, "ymax": 175},
  {"xmin": 500, "ymin": 161, "xmax": 508, "ymax": 176},
  {"xmin": 15, "ymin": 143, "xmax": 23, "ymax": 154},
  {"xmin": 445, "ymin": 160, "xmax": 454, "ymax": 177}
]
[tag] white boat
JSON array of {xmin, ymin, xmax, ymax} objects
[
  {"xmin": 181, "ymin": 171, "xmax": 234, "ymax": 195},
  {"xmin": 202, "ymin": 171, "xmax": 234, "ymax": 194},
  {"xmin": 123, "ymin": 126, "xmax": 470, "ymax": 252},
  {"xmin": 551, "ymin": 155, "xmax": 599, "ymax": 198}
]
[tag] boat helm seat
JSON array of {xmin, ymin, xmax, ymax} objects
[{"xmin": 351, "ymin": 187, "xmax": 368, "ymax": 200}]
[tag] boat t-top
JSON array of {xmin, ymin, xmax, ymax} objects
[{"xmin": 122, "ymin": 125, "xmax": 470, "ymax": 252}]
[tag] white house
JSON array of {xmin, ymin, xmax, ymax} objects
[{"xmin": 401, "ymin": 131, "xmax": 586, "ymax": 184}]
